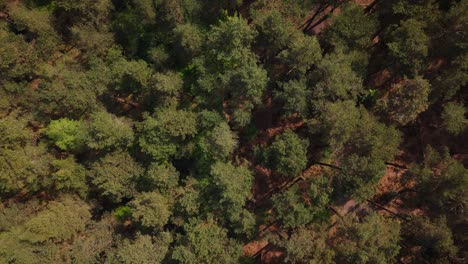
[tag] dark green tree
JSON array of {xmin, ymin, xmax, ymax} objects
[
  {"xmin": 280, "ymin": 225, "xmax": 335, "ymax": 264},
  {"xmin": 194, "ymin": 15, "xmax": 267, "ymax": 128},
  {"xmin": 137, "ymin": 109, "xmax": 197, "ymax": 161},
  {"xmin": 46, "ymin": 157, "xmax": 88, "ymax": 198},
  {"xmin": 376, "ymin": 76, "xmax": 430, "ymax": 125},
  {"xmin": 275, "ymin": 79, "xmax": 310, "ymax": 118},
  {"xmin": 310, "ymin": 50, "xmax": 363, "ymax": 104},
  {"xmin": 386, "ymin": 19, "xmax": 429, "ymax": 75},
  {"xmin": 129, "ymin": 191, "xmax": 172, "ymax": 231},
  {"xmin": 334, "ymin": 213, "xmax": 401, "ymax": 264},
  {"xmin": 265, "ymin": 129, "xmax": 309, "ymax": 178},
  {"xmin": 441, "ymin": 102, "xmax": 467, "ymax": 135},
  {"xmin": 172, "ymin": 218, "xmax": 242, "ymax": 264},
  {"xmin": 324, "ymin": 3, "xmax": 378, "ymax": 51},
  {"xmin": 106, "ymin": 232, "xmax": 172, "ymax": 264},
  {"xmin": 87, "ymin": 110, "xmax": 134, "ymax": 151},
  {"xmin": 90, "ymin": 151, "xmax": 143, "ymax": 203},
  {"xmin": 277, "ymin": 31, "xmax": 322, "ymax": 75},
  {"xmin": 403, "ymin": 146, "xmax": 468, "ymax": 211},
  {"xmin": 405, "ymin": 216, "xmax": 458, "ymax": 263}
]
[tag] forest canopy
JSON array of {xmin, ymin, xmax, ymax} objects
[{"xmin": 0, "ymin": 0, "xmax": 467, "ymax": 263}]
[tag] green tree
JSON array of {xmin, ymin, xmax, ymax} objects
[
  {"xmin": 403, "ymin": 146, "xmax": 468, "ymax": 211},
  {"xmin": 45, "ymin": 118, "xmax": 88, "ymax": 152},
  {"xmin": 106, "ymin": 233, "xmax": 172, "ymax": 264},
  {"xmin": 65, "ymin": 0, "xmax": 115, "ymax": 55},
  {"xmin": 0, "ymin": 24, "xmax": 38, "ymax": 85},
  {"xmin": 202, "ymin": 122, "xmax": 238, "ymax": 160},
  {"xmin": 137, "ymin": 110, "xmax": 197, "ymax": 161},
  {"xmin": 172, "ymin": 23, "xmax": 204, "ymax": 65},
  {"xmin": 90, "ymin": 151, "xmax": 143, "ymax": 203},
  {"xmin": 376, "ymin": 76, "xmax": 430, "ymax": 125},
  {"xmin": 140, "ymin": 162, "xmax": 180, "ymax": 193},
  {"xmin": 142, "ymin": 72, "xmax": 184, "ymax": 110},
  {"xmin": 34, "ymin": 59, "xmax": 107, "ymax": 119},
  {"xmin": 265, "ymin": 130, "xmax": 309, "ymax": 178},
  {"xmin": 277, "ymin": 32, "xmax": 322, "ymax": 75},
  {"xmin": 280, "ymin": 225, "xmax": 335, "ymax": 264},
  {"xmin": 324, "ymin": 3, "xmax": 378, "ymax": 51},
  {"xmin": 310, "ymin": 100, "xmax": 360, "ymax": 149},
  {"xmin": 431, "ymin": 55, "xmax": 468, "ymax": 100},
  {"xmin": 405, "ymin": 216, "xmax": 458, "ymax": 263},
  {"xmin": 334, "ymin": 213, "xmax": 401, "ymax": 264},
  {"xmin": 335, "ymin": 110, "xmax": 401, "ymax": 200},
  {"xmin": 68, "ymin": 214, "xmax": 115, "ymax": 263},
  {"xmin": 194, "ymin": 15, "xmax": 267, "ymax": 128},
  {"xmin": 275, "ymin": 79, "xmax": 310, "ymax": 118},
  {"xmin": 9, "ymin": 4, "xmax": 59, "ymax": 57},
  {"xmin": 252, "ymin": 8, "xmax": 295, "ymax": 56},
  {"xmin": 87, "ymin": 110, "xmax": 134, "ymax": 151},
  {"xmin": 20, "ymin": 196, "xmax": 91, "ymax": 243},
  {"xmin": 0, "ymin": 145, "xmax": 53, "ymax": 195},
  {"xmin": 46, "ymin": 157, "xmax": 88, "ymax": 198},
  {"xmin": 0, "ymin": 196, "xmax": 91, "ymax": 263},
  {"xmin": 386, "ymin": 19, "xmax": 429, "ymax": 75},
  {"xmin": 129, "ymin": 191, "xmax": 171, "ymax": 230},
  {"xmin": 272, "ymin": 179, "xmax": 331, "ymax": 229},
  {"xmin": 310, "ymin": 50, "xmax": 363, "ymax": 104},
  {"xmin": 441, "ymin": 102, "xmax": 467, "ymax": 135},
  {"xmin": 172, "ymin": 218, "xmax": 242, "ymax": 264},
  {"xmin": 172, "ymin": 178, "xmax": 201, "ymax": 226},
  {"xmin": 209, "ymin": 161, "xmax": 253, "ymax": 231},
  {"xmin": 0, "ymin": 111, "xmax": 32, "ymax": 149},
  {"xmin": 107, "ymin": 48, "xmax": 152, "ymax": 94}
]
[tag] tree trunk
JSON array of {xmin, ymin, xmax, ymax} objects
[{"xmin": 300, "ymin": 3, "xmax": 328, "ymax": 32}]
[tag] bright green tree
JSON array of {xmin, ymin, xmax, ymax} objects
[{"xmin": 45, "ymin": 118, "xmax": 88, "ymax": 152}]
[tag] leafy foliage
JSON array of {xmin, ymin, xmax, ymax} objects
[
  {"xmin": 45, "ymin": 118, "xmax": 88, "ymax": 152},
  {"xmin": 264, "ymin": 130, "xmax": 309, "ymax": 178},
  {"xmin": 334, "ymin": 213, "xmax": 401, "ymax": 264},
  {"xmin": 90, "ymin": 151, "xmax": 143, "ymax": 203}
]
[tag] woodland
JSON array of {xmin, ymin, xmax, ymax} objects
[{"xmin": 0, "ymin": 0, "xmax": 467, "ymax": 263}]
